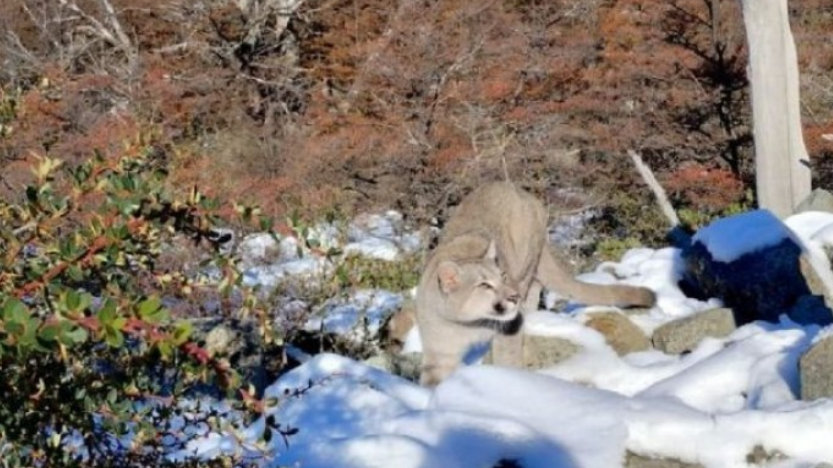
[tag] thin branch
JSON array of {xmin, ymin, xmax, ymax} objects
[{"xmin": 627, "ymin": 150, "xmax": 680, "ymax": 228}]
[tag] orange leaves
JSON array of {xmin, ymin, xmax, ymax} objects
[{"xmin": 664, "ymin": 163, "xmax": 745, "ymax": 212}]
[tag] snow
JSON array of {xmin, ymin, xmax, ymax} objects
[
  {"xmin": 343, "ymin": 237, "xmax": 402, "ymax": 261},
  {"xmin": 241, "ymin": 257, "xmax": 326, "ymax": 289},
  {"xmin": 304, "ymin": 289, "xmax": 403, "ymax": 338},
  {"xmin": 176, "ymin": 209, "xmax": 833, "ymax": 468},
  {"xmin": 692, "ymin": 209, "xmax": 797, "ymax": 263}
]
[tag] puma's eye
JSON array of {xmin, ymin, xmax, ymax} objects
[{"xmin": 478, "ymin": 282, "xmax": 495, "ymax": 290}]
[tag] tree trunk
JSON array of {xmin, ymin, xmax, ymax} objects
[{"xmin": 739, "ymin": 0, "xmax": 811, "ymax": 218}]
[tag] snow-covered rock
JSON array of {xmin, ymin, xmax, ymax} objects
[
  {"xmin": 241, "ymin": 257, "xmax": 327, "ymax": 289},
  {"xmin": 684, "ymin": 210, "xmax": 833, "ymax": 325},
  {"xmin": 343, "ymin": 237, "xmax": 401, "ymax": 261},
  {"xmin": 236, "ymin": 233, "xmax": 280, "ymax": 268},
  {"xmin": 304, "ymin": 289, "xmax": 403, "ymax": 340}
]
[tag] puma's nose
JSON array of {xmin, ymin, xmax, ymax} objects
[{"xmin": 494, "ymin": 302, "xmax": 506, "ymax": 314}]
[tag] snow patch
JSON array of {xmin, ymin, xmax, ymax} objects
[{"xmin": 693, "ymin": 209, "xmax": 794, "ymax": 263}]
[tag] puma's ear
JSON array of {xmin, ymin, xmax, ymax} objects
[
  {"xmin": 484, "ymin": 239, "xmax": 497, "ymax": 262},
  {"xmin": 437, "ymin": 261, "xmax": 462, "ymax": 293}
]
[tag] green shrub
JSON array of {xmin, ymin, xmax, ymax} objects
[
  {"xmin": 335, "ymin": 254, "xmax": 422, "ymax": 292},
  {"xmin": 593, "ymin": 237, "xmax": 645, "ymax": 263},
  {"xmin": 0, "ymin": 141, "xmax": 268, "ymax": 467}
]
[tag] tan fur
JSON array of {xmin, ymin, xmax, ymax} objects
[
  {"xmin": 416, "ymin": 182, "xmax": 656, "ymax": 386},
  {"xmin": 385, "ymin": 300, "xmax": 416, "ymax": 354}
]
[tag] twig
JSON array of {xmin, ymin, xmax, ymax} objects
[{"xmin": 627, "ymin": 149, "xmax": 680, "ymax": 227}]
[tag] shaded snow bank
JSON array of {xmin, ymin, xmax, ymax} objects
[{"xmin": 197, "ymin": 342, "xmax": 833, "ymax": 468}]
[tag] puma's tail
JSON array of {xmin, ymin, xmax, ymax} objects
[{"xmin": 537, "ymin": 247, "xmax": 656, "ymax": 308}]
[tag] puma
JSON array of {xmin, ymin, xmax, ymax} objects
[{"xmin": 416, "ymin": 182, "xmax": 656, "ymax": 386}]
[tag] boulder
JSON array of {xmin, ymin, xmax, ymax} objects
[
  {"xmin": 800, "ymin": 335, "xmax": 833, "ymax": 400},
  {"xmin": 348, "ymin": 211, "xmax": 403, "ymax": 240},
  {"xmin": 521, "ymin": 334, "xmax": 580, "ymax": 370},
  {"xmin": 584, "ymin": 311, "xmax": 650, "ymax": 355},
  {"xmin": 204, "ymin": 324, "xmax": 242, "ymax": 357},
  {"xmin": 798, "ymin": 255, "xmax": 833, "ymax": 323},
  {"xmin": 390, "ymin": 352, "xmax": 422, "ymax": 382},
  {"xmin": 745, "ymin": 445, "xmax": 785, "ymax": 466},
  {"xmin": 651, "ymin": 308, "xmax": 737, "ymax": 355},
  {"xmin": 795, "ymin": 188, "xmax": 833, "ymax": 214},
  {"xmin": 625, "ymin": 451, "xmax": 704, "ymax": 468},
  {"xmin": 682, "ymin": 210, "xmax": 833, "ymax": 326},
  {"xmin": 236, "ymin": 233, "xmax": 280, "ymax": 268}
]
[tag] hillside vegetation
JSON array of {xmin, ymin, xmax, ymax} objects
[{"xmin": 2, "ymin": 0, "xmax": 832, "ymax": 240}]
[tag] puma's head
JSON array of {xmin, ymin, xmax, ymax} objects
[{"xmin": 435, "ymin": 242, "xmax": 521, "ymax": 324}]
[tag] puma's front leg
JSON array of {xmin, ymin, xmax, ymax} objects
[
  {"xmin": 490, "ymin": 281, "xmax": 538, "ymax": 367},
  {"xmin": 490, "ymin": 332, "xmax": 523, "ymax": 367}
]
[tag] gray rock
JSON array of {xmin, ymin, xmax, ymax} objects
[
  {"xmin": 625, "ymin": 451, "xmax": 703, "ymax": 468},
  {"xmin": 236, "ymin": 233, "xmax": 280, "ymax": 268},
  {"xmin": 652, "ymin": 308, "xmax": 736, "ymax": 355},
  {"xmin": 204, "ymin": 324, "xmax": 242, "ymax": 357},
  {"xmin": 745, "ymin": 445, "xmax": 786, "ymax": 465},
  {"xmin": 799, "ymin": 255, "xmax": 833, "ymax": 317},
  {"xmin": 363, "ymin": 353, "xmax": 393, "ymax": 372},
  {"xmin": 584, "ymin": 311, "xmax": 650, "ymax": 355},
  {"xmin": 800, "ymin": 335, "xmax": 833, "ymax": 400},
  {"xmin": 795, "ymin": 188, "xmax": 833, "ymax": 214},
  {"xmin": 683, "ymin": 213, "xmax": 832, "ymax": 325},
  {"xmin": 348, "ymin": 211, "xmax": 403, "ymax": 241},
  {"xmin": 390, "ymin": 352, "xmax": 422, "ymax": 382},
  {"xmin": 277, "ymin": 235, "xmax": 303, "ymax": 262},
  {"xmin": 521, "ymin": 334, "xmax": 580, "ymax": 369}
]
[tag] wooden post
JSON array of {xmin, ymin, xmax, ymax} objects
[{"xmin": 739, "ymin": 0, "xmax": 811, "ymax": 218}]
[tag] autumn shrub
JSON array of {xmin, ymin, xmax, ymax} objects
[
  {"xmin": 0, "ymin": 140, "xmax": 282, "ymax": 466},
  {"xmin": 664, "ymin": 162, "xmax": 750, "ymax": 229}
]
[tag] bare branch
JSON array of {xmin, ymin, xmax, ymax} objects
[
  {"xmin": 627, "ymin": 150, "xmax": 680, "ymax": 228},
  {"xmin": 56, "ymin": 0, "xmax": 136, "ymax": 69}
]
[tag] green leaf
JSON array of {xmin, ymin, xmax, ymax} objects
[
  {"xmin": 6, "ymin": 321, "xmax": 25, "ymax": 337},
  {"xmin": 106, "ymin": 387, "xmax": 118, "ymax": 405},
  {"xmin": 20, "ymin": 319, "xmax": 40, "ymax": 349},
  {"xmin": 138, "ymin": 297, "xmax": 167, "ymax": 324},
  {"xmin": 39, "ymin": 322, "xmax": 62, "ymax": 342},
  {"xmin": 67, "ymin": 265, "xmax": 84, "ymax": 282},
  {"xmin": 172, "ymin": 321, "xmax": 192, "ymax": 345},
  {"xmin": 157, "ymin": 341, "xmax": 173, "ymax": 360},
  {"xmin": 2, "ymin": 298, "xmax": 28, "ymax": 323},
  {"xmin": 138, "ymin": 297, "xmax": 160, "ymax": 316},
  {"xmin": 104, "ymin": 325, "xmax": 124, "ymax": 348},
  {"xmin": 66, "ymin": 290, "xmax": 81, "ymax": 311},
  {"xmin": 61, "ymin": 326, "xmax": 88, "ymax": 345},
  {"xmin": 111, "ymin": 317, "xmax": 126, "ymax": 331},
  {"xmin": 98, "ymin": 300, "xmax": 117, "ymax": 325}
]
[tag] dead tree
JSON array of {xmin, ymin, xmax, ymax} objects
[{"xmin": 739, "ymin": 0, "xmax": 811, "ymax": 218}]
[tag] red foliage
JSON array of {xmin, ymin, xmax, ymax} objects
[
  {"xmin": 664, "ymin": 163, "xmax": 745, "ymax": 212},
  {"xmin": 1, "ymin": 0, "xmax": 833, "ymax": 222}
]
